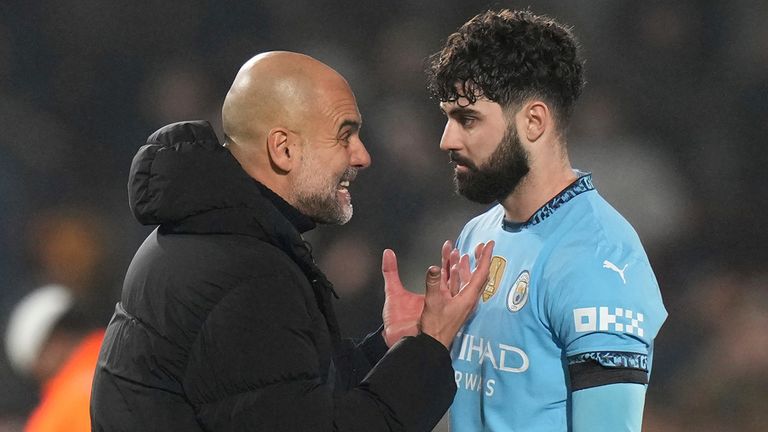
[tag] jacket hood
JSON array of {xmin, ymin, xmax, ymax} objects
[
  {"xmin": 128, "ymin": 120, "xmax": 341, "ymax": 335},
  {"xmin": 127, "ymin": 121, "xmax": 327, "ymax": 284},
  {"xmin": 128, "ymin": 120, "xmax": 258, "ymax": 225}
]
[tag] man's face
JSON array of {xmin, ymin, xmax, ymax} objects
[
  {"xmin": 439, "ymin": 98, "xmax": 530, "ymax": 204},
  {"xmin": 292, "ymin": 81, "xmax": 370, "ymax": 225}
]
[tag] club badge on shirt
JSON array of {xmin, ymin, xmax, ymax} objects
[{"xmin": 507, "ymin": 270, "xmax": 530, "ymax": 312}]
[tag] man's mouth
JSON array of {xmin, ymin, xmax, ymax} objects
[
  {"xmin": 337, "ymin": 179, "xmax": 352, "ymax": 204},
  {"xmin": 338, "ymin": 168, "xmax": 357, "ymax": 191},
  {"xmin": 451, "ymin": 160, "xmax": 474, "ymax": 175},
  {"xmin": 449, "ymin": 152, "xmax": 475, "ymax": 171}
]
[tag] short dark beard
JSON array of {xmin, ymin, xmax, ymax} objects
[{"xmin": 453, "ymin": 126, "xmax": 530, "ymax": 204}]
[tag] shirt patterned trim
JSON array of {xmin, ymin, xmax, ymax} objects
[
  {"xmin": 502, "ymin": 172, "xmax": 594, "ymax": 232},
  {"xmin": 568, "ymin": 351, "xmax": 648, "ymax": 371}
]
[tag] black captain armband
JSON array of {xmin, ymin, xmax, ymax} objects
[{"xmin": 567, "ymin": 352, "xmax": 648, "ymax": 392}]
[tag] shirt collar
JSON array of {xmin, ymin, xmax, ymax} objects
[{"xmin": 502, "ymin": 172, "xmax": 594, "ymax": 232}]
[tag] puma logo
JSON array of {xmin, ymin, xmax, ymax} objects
[{"xmin": 602, "ymin": 260, "xmax": 628, "ymax": 284}]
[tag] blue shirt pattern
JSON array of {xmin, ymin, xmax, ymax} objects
[{"xmin": 449, "ymin": 173, "xmax": 667, "ymax": 431}]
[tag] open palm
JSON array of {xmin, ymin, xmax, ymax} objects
[{"xmin": 381, "ymin": 249, "xmax": 424, "ymax": 347}]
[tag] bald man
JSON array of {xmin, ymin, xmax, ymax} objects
[{"xmin": 90, "ymin": 52, "xmax": 494, "ymax": 432}]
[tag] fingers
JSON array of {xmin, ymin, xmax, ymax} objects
[
  {"xmin": 447, "ymin": 248, "xmax": 460, "ymax": 290},
  {"xmin": 486, "ymin": 240, "xmax": 495, "ymax": 258},
  {"xmin": 449, "ymin": 263, "xmax": 461, "ymax": 296},
  {"xmin": 450, "ymin": 248, "xmax": 460, "ymax": 272},
  {"xmin": 457, "ymin": 241, "xmax": 495, "ymax": 299},
  {"xmin": 440, "ymin": 266, "xmax": 449, "ymax": 294},
  {"xmin": 425, "ymin": 265, "xmax": 441, "ymax": 296},
  {"xmin": 472, "ymin": 241, "xmax": 495, "ymax": 285},
  {"xmin": 455, "ymin": 254, "xmax": 471, "ymax": 297},
  {"xmin": 432, "ymin": 239, "xmax": 495, "ymax": 300},
  {"xmin": 441, "ymin": 240, "xmax": 452, "ymax": 271},
  {"xmin": 381, "ymin": 249, "xmax": 398, "ymax": 274},
  {"xmin": 474, "ymin": 242, "xmax": 484, "ymax": 261},
  {"xmin": 441, "ymin": 240, "xmax": 463, "ymax": 296},
  {"xmin": 474, "ymin": 241, "xmax": 495, "ymax": 276},
  {"xmin": 381, "ymin": 249, "xmax": 404, "ymax": 294}
]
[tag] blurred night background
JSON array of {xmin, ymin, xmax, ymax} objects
[{"xmin": 0, "ymin": 1, "xmax": 766, "ymax": 431}]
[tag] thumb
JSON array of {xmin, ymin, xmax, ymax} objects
[
  {"xmin": 424, "ymin": 265, "xmax": 441, "ymax": 297},
  {"xmin": 382, "ymin": 249, "xmax": 404, "ymax": 294}
]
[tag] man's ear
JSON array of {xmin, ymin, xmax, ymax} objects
[
  {"xmin": 266, "ymin": 128, "xmax": 298, "ymax": 173},
  {"xmin": 522, "ymin": 100, "xmax": 549, "ymax": 143}
]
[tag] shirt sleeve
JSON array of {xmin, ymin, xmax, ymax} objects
[
  {"xmin": 572, "ymin": 383, "xmax": 646, "ymax": 431},
  {"xmin": 541, "ymin": 242, "xmax": 667, "ymax": 389}
]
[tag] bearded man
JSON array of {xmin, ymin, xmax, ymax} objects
[{"xmin": 427, "ymin": 10, "xmax": 667, "ymax": 431}]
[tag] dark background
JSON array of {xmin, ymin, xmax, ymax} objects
[{"xmin": 0, "ymin": 1, "xmax": 766, "ymax": 430}]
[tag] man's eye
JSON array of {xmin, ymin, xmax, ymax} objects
[{"xmin": 459, "ymin": 117, "xmax": 476, "ymax": 127}]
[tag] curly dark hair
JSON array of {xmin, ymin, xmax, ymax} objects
[{"xmin": 427, "ymin": 9, "xmax": 586, "ymax": 129}]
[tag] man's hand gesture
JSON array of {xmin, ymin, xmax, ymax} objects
[
  {"xmin": 380, "ymin": 240, "xmax": 494, "ymax": 349},
  {"xmin": 381, "ymin": 249, "xmax": 425, "ymax": 347},
  {"xmin": 420, "ymin": 241, "xmax": 494, "ymax": 349}
]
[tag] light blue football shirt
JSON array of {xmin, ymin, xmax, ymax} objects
[{"xmin": 449, "ymin": 173, "xmax": 667, "ymax": 431}]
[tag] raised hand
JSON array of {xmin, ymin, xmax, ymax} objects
[
  {"xmin": 381, "ymin": 249, "xmax": 425, "ymax": 347},
  {"xmin": 420, "ymin": 241, "xmax": 495, "ymax": 349},
  {"xmin": 440, "ymin": 240, "xmax": 473, "ymax": 297}
]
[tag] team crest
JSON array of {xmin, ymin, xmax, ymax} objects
[
  {"xmin": 507, "ymin": 270, "xmax": 530, "ymax": 312},
  {"xmin": 481, "ymin": 256, "xmax": 507, "ymax": 302}
]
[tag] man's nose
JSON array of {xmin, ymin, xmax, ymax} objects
[
  {"xmin": 350, "ymin": 137, "xmax": 371, "ymax": 169},
  {"xmin": 439, "ymin": 121, "xmax": 462, "ymax": 152}
]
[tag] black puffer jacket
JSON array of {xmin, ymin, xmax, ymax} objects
[{"xmin": 90, "ymin": 121, "xmax": 456, "ymax": 432}]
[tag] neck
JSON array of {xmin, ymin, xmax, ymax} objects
[
  {"xmin": 501, "ymin": 151, "xmax": 576, "ymax": 223},
  {"xmin": 228, "ymin": 143, "xmax": 294, "ymax": 205}
]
